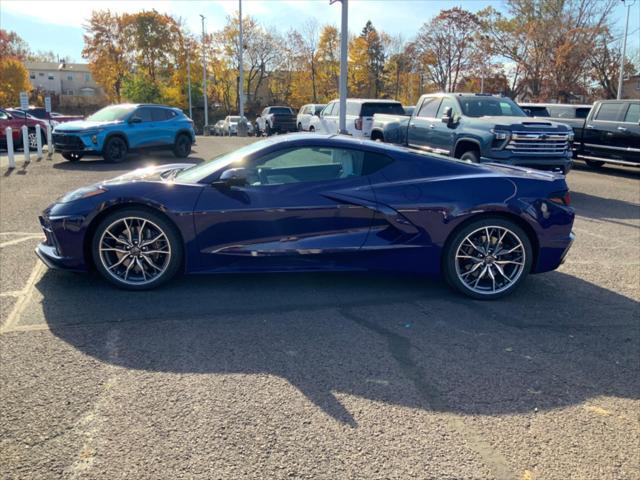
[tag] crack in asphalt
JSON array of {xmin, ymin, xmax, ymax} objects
[{"xmin": 340, "ymin": 307, "xmax": 516, "ymax": 480}]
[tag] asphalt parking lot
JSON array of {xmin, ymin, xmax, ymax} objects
[{"xmin": 0, "ymin": 137, "xmax": 638, "ymax": 480}]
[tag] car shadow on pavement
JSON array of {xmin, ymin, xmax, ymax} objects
[
  {"xmin": 32, "ymin": 269, "xmax": 639, "ymax": 425},
  {"xmin": 572, "ymin": 191, "xmax": 640, "ymax": 222},
  {"xmin": 572, "ymin": 162, "xmax": 640, "ymax": 181},
  {"xmin": 51, "ymin": 152, "xmax": 207, "ymax": 173}
]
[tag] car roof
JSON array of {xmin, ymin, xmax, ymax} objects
[
  {"xmin": 519, "ymin": 103, "xmax": 592, "ymax": 108},
  {"xmin": 327, "ymin": 98, "xmax": 401, "ymax": 104}
]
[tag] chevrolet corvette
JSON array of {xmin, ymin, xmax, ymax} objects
[{"xmin": 36, "ymin": 134, "xmax": 575, "ymax": 299}]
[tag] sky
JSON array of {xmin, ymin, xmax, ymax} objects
[{"xmin": 1, "ymin": 0, "xmax": 638, "ymax": 62}]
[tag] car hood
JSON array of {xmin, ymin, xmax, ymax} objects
[
  {"xmin": 476, "ymin": 116, "xmax": 571, "ymax": 131},
  {"xmin": 102, "ymin": 163, "xmax": 196, "ymax": 185},
  {"xmin": 54, "ymin": 120, "xmax": 123, "ymax": 133}
]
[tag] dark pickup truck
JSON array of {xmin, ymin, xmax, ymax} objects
[
  {"xmin": 255, "ymin": 106, "xmax": 297, "ymax": 136},
  {"xmin": 521, "ymin": 100, "xmax": 639, "ymax": 168},
  {"xmin": 371, "ymin": 93, "xmax": 574, "ymax": 173}
]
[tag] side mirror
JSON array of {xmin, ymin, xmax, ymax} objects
[
  {"xmin": 130, "ymin": 116, "xmax": 142, "ymax": 124},
  {"xmin": 215, "ymin": 167, "xmax": 248, "ymax": 188},
  {"xmin": 441, "ymin": 106, "xmax": 454, "ymax": 125}
]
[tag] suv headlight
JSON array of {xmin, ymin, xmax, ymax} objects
[
  {"xmin": 490, "ymin": 129, "xmax": 511, "ymax": 148},
  {"xmin": 567, "ymin": 131, "xmax": 575, "ymax": 142}
]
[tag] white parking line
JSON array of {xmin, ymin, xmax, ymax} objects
[
  {"xmin": 0, "ymin": 261, "xmax": 46, "ymax": 333},
  {"xmin": 0, "ymin": 235, "xmax": 44, "ymax": 248}
]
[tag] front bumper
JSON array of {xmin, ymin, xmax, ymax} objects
[
  {"xmin": 35, "ymin": 214, "xmax": 88, "ymax": 271},
  {"xmin": 481, "ymin": 155, "xmax": 572, "ymax": 174},
  {"xmin": 52, "ymin": 132, "xmax": 100, "ymax": 153}
]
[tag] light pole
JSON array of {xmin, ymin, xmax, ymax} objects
[
  {"xmin": 238, "ymin": 0, "xmax": 246, "ymax": 136},
  {"xmin": 617, "ymin": 0, "xmax": 635, "ymax": 99},
  {"xmin": 200, "ymin": 14, "xmax": 209, "ymax": 135},
  {"xmin": 330, "ymin": 0, "xmax": 348, "ymax": 134},
  {"xmin": 187, "ymin": 47, "xmax": 193, "ymax": 119}
]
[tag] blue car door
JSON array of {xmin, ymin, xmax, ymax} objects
[
  {"xmin": 429, "ymin": 96, "xmax": 460, "ymax": 155},
  {"xmin": 150, "ymin": 107, "xmax": 175, "ymax": 146},
  {"xmin": 127, "ymin": 106, "xmax": 157, "ymax": 148},
  {"xmin": 192, "ymin": 145, "xmax": 376, "ymax": 271},
  {"xmin": 408, "ymin": 97, "xmax": 441, "ymax": 151}
]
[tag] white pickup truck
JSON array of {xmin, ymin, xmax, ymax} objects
[{"xmin": 309, "ymin": 99, "xmax": 405, "ymax": 138}]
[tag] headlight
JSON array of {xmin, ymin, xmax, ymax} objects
[
  {"xmin": 58, "ymin": 185, "xmax": 107, "ymax": 203},
  {"xmin": 567, "ymin": 131, "xmax": 575, "ymax": 142},
  {"xmin": 491, "ymin": 129, "xmax": 510, "ymax": 141}
]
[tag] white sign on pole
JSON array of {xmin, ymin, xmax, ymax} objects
[
  {"xmin": 45, "ymin": 96, "xmax": 52, "ymax": 113},
  {"xmin": 19, "ymin": 92, "xmax": 29, "ymax": 110}
]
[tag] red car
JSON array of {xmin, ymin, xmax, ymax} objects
[
  {"xmin": 14, "ymin": 107, "xmax": 83, "ymax": 123},
  {"xmin": 0, "ymin": 108, "xmax": 48, "ymax": 150}
]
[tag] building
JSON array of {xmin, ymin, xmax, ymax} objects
[
  {"xmin": 25, "ymin": 61, "xmax": 108, "ymax": 111},
  {"xmin": 621, "ymin": 75, "xmax": 640, "ymax": 100}
]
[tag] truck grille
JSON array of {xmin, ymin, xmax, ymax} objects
[
  {"xmin": 53, "ymin": 133, "xmax": 84, "ymax": 149},
  {"xmin": 505, "ymin": 132, "xmax": 570, "ymax": 155}
]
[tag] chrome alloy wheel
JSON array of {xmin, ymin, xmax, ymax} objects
[
  {"xmin": 98, "ymin": 217, "xmax": 171, "ymax": 286},
  {"xmin": 454, "ymin": 226, "xmax": 526, "ymax": 296}
]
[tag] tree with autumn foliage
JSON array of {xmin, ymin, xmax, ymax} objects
[{"xmin": 0, "ymin": 58, "xmax": 30, "ymax": 106}]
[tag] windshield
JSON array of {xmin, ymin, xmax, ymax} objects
[
  {"xmin": 175, "ymin": 138, "xmax": 274, "ymax": 183},
  {"xmin": 459, "ymin": 97, "xmax": 526, "ymax": 117},
  {"xmin": 229, "ymin": 116, "xmax": 241, "ymax": 122},
  {"xmin": 360, "ymin": 103, "xmax": 405, "ymax": 117},
  {"xmin": 271, "ymin": 107, "xmax": 293, "ymax": 114},
  {"xmin": 87, "ymin": 105, "xmax": 136, "ymax": 122}
]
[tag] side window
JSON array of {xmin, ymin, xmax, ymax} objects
[
  {"xmin": 151, "ymin": 108, "xmax": 169, "ymax": 121},
  {"xmin": 262, "ymin": 108, "xmax": 269, "ymax": 116},
  {"xmin": 575, "ymin": 108, "xmax": 591, "ymax": 119},
  {"xmin": 135, "ymin": 107, "xmax": 153, "ymax": 122},
  {"xmin": 333, "ymin": 102, "xmax": 341, "ymax": 117},
  {"xmin": 595, "ymin": 103, "xmax": 626, "ymax": 122},
  {"xmin": 417, "ymin": 98, "xmax": 441, "ymax": 118},
  {"xmin": 436, "ymin": 97, "xmax": 458, "ymax": 118},
  {"xmin": 362, "ymin": 151, "xmax": 394, "ymax": 175},
  {"xmin": 247, "ymin": 147, "xmax": 367, "ymax": 186},
  {"xmin": 623, "ymin": 103, "xmax": 639, "ymax": 123},
  {"xmin": 346, "ymin": 102, "xmax": 361, "ymax": 116},
  {"xmin": 0, "ymin": 110, "xmax": 9, "ymax": 120},
  {"xmin": 323, "ymin": 102, "xmax": 335, "ymax": 116}
]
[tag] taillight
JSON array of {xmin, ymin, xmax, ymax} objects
[
  {"xmin": 355, "ymin": 117, "xmax": 362, "ymax": 130},
  {"xmin": 549, "ymin": 191, "xmax": 571, "ymax": 206}
]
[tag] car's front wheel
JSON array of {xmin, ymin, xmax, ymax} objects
[
  {"xmin": 460, "ymin": 150, "xmax": 480, "ymax": 163},
  {"xmin": 103, "ymin": 136, "xmax": 128, "ymax": 163},
  {"xmin": 443, "ymin": 217, "xmax": 532, "ymax": 299},
  {"xmin": 173, "ymin": 134, "xmax": 191, "ymax": 158},
  {"xmin": 309, "ymin": 126, "xmax": 315, "ymax": 132},
  {"xmin": 92, "ymin": 208, "xmax": 183, "ymax": 290},
  {"xmin": 62, "ymin": 152, "xmax": 83, "ymax": 162}
]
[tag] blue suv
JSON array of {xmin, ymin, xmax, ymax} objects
[{"xmin": 52, "ymin": 104, "xmax": 196, "ymax": 163}]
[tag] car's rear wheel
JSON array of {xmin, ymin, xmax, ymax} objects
[
  {"xmin": 309, "ymin": 126, "xmax": 315, "ymax": 132},
  {"xmin": 103, "ymin": 136, "xmax": 128, "ymax": 163},
  {"xmin": 298, "ymin": 123, "xmax": 303, "ymax": 131},
  {"xmin": 92, "ymin": 208, "xmax": 182, "ymax": 290},
  {"xmin": 460, "ymin": 150, "xmax": 480, "ymax": 163},
  {"xmin": 584, "ymin": 159, "xmax": 605, "ymax": 169},
  {"xmin": 443, "ymin": 217, "xmax": 532, "ymax": 300},
  {"xmin": 62, "ymin": 152, "xmax": 83, "ymax": 162},
  {"xmin": 173, "ymin": 134, "xmax": 191, "ymax": 158}
]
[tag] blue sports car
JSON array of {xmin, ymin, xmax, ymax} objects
[
  {"xmin": 52, "ymin": 104, "xmax": 196, "ymax": 163},
  {"xmin": 36, "ymin": 134, "xmax": 575, "ymax": 299}
]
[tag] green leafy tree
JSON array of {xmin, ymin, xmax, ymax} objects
[{"xmin": 121, "ymin": 73, "xmax": 162, "ymax": 103}]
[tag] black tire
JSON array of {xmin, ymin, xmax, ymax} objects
[
  {"xmin": 91, "ymin": 207, "xmax": 183, "ymax": 290},
  {"xmin": 27, "ymin": 128, "xmax": 45, "ymax": 150},
  {"xmin": 62, "ymin": 152, "xmax": 83, "ymax": 162},
  {"xmin": 309, "ymin": 126, "xmax": 315, "ymax": 132},
  {"xmin": 298, "ymin": 123, "xmax": 303, "ymax": 132},
  {"xmin": 460, "ymin": 150, "xmax": 480, "ymax": 163},
  {"xmin": 173, "ymin": 134, "xmax": 191, "ymax": 158},
  {"xmin": 443, "ymin": 217, "xmax": 533, "ymax": 300},
  {"xmin": 265, "ymin": 123, "xmax": 272, "ymax": 136},
  {"xmin": 584, "ymin": 159, "xmax": 605, "ymax": 169},
  {"xmin": 103, "ymin": 136, "xmax": 128, "ymax": 163}
]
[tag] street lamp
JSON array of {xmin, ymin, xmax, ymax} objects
[
  {"xmin": 187, "ymin": 47, "xmax": 193, "ymax": 119},
  {"xmin": 617, "ymin": 0, "xmax": 636, "ymax": 99},
  {"xmin": 330, "ymin": 0, "xmax": 348, "ymax": 134},
  {"xmin": 200, "ymin": 14, "xmax": 209, "ymax": 135}
]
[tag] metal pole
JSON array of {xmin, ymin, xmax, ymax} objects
[
  {"xmin": 21, "ymin": 125, "xmax": 30, "ymax": 164},
  {"xmin": 617, "ymin": 0, "xmax": 633, "ymax": 99},
  {"xmin": 187, "ymin": 48, "xmax": 193, "ymax": 119},
  {"xmin": 239, "ymin": 0, "xmax": 244, "ymax": 120},
  {"xmin": 200, "ymin": 14, "xmax": 209, "ymax": 135},
  {"xmin": 6, "ymin": 127, "xmax": 15, "ymax": 169},
  {"xmin": 338, "ymin": 0, "xmax": 348, "ymax": 134}
]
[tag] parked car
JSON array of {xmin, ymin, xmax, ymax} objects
[
  {"xmin": 403, "ymin": 106, "xmax": 416, "ymax": 116},
  {"xmin": 309, "ymin": 99, "xmax": 405, "ymax": 138},
  {"xmin": 255, "ymin": 106, "xmax": 297, "ymax": 135},
  {"xmin": 371, "ymin": 93, "xmax": 575, "ymax": 174},
  {"xmin": 296, "ymin": 104, "xmax": 326, "ymax": 131},
  {"xmin": 212, "ymin": 120, "xmax": 225, "ymax": 136},
  {"xmin": 14, "ymin": 106, "xmax": 83, "ymax": 123},
  {"xmin": 222, "ymin": 115, "xmax": 253, "ymax": 136},
  {"xmin": 52, "ymin": 103, "xmax": 196, "ymax": 162},
  {"xmin": 522, "ymin": 100, "xmax": 639, "ymax": 168},
  {"xmin": 36, "ymin": 133, "xmax": 575, "ymax": 299},
  {"xmin": 0, "ymin": 107, "xmax": 48, "ymax": 150}
]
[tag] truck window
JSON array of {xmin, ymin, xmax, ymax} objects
[
  {"xmin": 624, "ymin": 103, "xmax": 639, "ymax": 123},
  {"xmin": 522, "ymin": 106, "xmax": 550, "ymax": 117},
  {"xmin": 595, "ymin": 103, "xmax": 626, "ymax": 121},
  {"xmin": 360, "ymin": 102, "xmax": 405, "ymax": 117},
  {"xmin": 346, "ymin": 102, "xmax": 360, "ymax": 116},
  {"xmin": 270, "ymin": 107, "xmax": 293, "ymax": 114},
  {"xmin": 436, "ymin": 97, "xmax": 459, "ymax": 118},
  {"xmin": 323, "ymin": 103, "xmax": 335, "ymax": 116},
  {"xmin": 575, "ymin": 107, "xmax": 591, "ymax": 119},
  {"xmin": 459, "ymin": 97, "xmax": 526, "ymax": 117},
  {"xmin": 416, "ymin": 98, "xmax": 441, "ymax": 118}
]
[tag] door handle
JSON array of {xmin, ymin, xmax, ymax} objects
[
  {"xmin": 586, "ymin": 125, "xmax": 595, "ymax": 129},
  {"xmin": 617, "ymin": 126, "xmax": 628, "ymax": 132}
]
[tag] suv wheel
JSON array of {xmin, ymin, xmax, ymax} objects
[
  {"xmin": 443, "ymin": 217, "xmax": 532, "ymax": 300},
  {"xmin": 460, "ymin": 150, "xmax": 480, "ymax": 163},
  {"xmin": 173, "ymin": 134, "xmax": 191, "ymax": 158},
  {"xmin": 103, "ymin": 137, "xmax": 128, "ymax": 163},
  {"xmin": 584, "ymin": 159, "xmax": 605, "ymax": 169}
]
